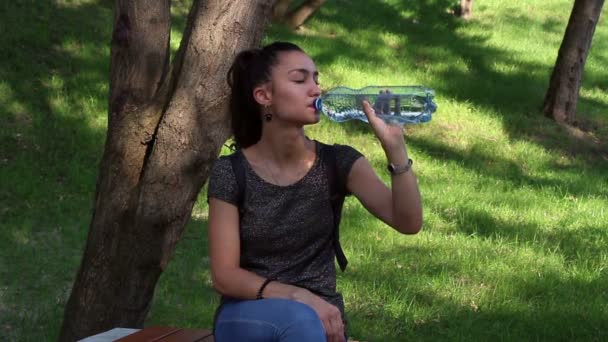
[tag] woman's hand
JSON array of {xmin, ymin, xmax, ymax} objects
[
  {"xmin": 293, "ymin": 288, "xmax": 345, "ymax": 342},
  {"xmin": 362, "ymin": 100, "xmax": 407, "ymax": 160}
]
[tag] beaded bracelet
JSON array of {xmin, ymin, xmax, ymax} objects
[{"xmin": 256, "ymin": 278, "xmax": 274, "ymax": 300}]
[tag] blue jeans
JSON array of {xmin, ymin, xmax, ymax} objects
[{"xmin": 214, "ymin": 298, "xmax": 341, "ymax": 342}]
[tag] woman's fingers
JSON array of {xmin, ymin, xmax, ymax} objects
[
  {"xmin": 362, "ymin": 100, "xmax": 382, "ymax": 128},
  {"xmin": 305, "ymin": 292, "xmax": 345, "ymax": 342},
  {"xmin": 361, "ymin": 100, "xmax": 407, "ymax": 154},
  {"xmin": 325, "ymin": 311, "xmax": 345, "ymax": 342},
  {"xmin": 325, "ymin": 318, "xmax": 336, "ymax": 342}
]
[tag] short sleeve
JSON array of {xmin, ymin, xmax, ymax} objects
[
  {"xmin": 207, "ymin": 155, "xmax": 240, "ymax": 205},
  {"xmin": 333, "ymin": 144, "xmax": 364, "ymax": 189}
]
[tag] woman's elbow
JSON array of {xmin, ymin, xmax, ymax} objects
[
  {"xmin": 211, "ymin": 270, "xmax": 232, "ymax": 296},
  {"xmin": 211, "ymin": 280, "xmax": 226, "ymax": 295},
  {"xmin": 395, "ymin": 215, "xmax": 423, "ymax": 234}
]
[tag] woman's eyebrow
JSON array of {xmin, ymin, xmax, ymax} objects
[{"xmin": 288, "ymin": 68, "xmax": 319, "ymax": 76}]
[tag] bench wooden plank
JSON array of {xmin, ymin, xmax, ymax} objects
[{"xmin": 115, "ymin": 326, "xmax": 214, "ymax": 342}]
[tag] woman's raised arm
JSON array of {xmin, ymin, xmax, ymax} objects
[{"xmin": 345, "ymin": 101, "xmax": 422, "ymax": 234}]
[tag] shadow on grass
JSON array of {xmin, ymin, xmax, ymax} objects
[
  {"xmin": 1, "ymin": 0, "xmax": 198, "ymax": 336},
  {"xmin": 450, "ymin": 207, "xmax": 607, "ymax": 264},
  {"xmin": 407, "ymin": 134, "xmax": 608, "ymax": 199},
  {"xmin": 340, "ymin": 240, "xmax": 607, "ymax": 341},
  {"xmin": 335, "ymin": 195, "xmax": 608, "ymax": 340},
  {"xmin": 0, "ymin": 1, "xmax": 116, "ymax": 341},
  {"xmin": 0, "ymin": 0, "xmax": 112, "ymax": 212}
]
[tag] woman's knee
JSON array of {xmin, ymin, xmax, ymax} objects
[
  {"xmin": 272, "ymin": 300, "xmax": 326, "ymax": 340},
  {"xmin": 215, "ymin": 320, "xmax": 277, "ymax": 341},
  {"xmin": 278, "ymin": 299, "xmax": 321, "ymax": 322}
]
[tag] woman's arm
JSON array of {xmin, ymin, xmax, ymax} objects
[
  {"xmin": 208, "ymin": 197, "xmax": 300, "ymax": 299},
  {"xmin": 345, "ymin": 101, "xmax": 423, "ymax": 234}
]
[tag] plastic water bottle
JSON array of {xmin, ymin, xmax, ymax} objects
[{"xmin": 314, "ymin": 86, "xmax": 437, "ymax": 125}]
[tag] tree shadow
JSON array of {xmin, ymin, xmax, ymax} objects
[
  {"xmin": 334, "ymin": 193, "xmax": 607, "ymax": 340},
  {"xmin": 406, "ymin": 134, "xmax": 608, "ymax": 199},
  {"xmin": 0, "ymin": 0, "xmax": 112, "ymax": 205},
  {"xmin": 0, "ymin": 0, "xmax": 211, "ymax": 340},
  {"xmin": 444, "ymin": 206, "xmax": 607, "ymax": 264},
  {"xmin": 339, "ymin": 242, "xmax": 607, "ymax": 341},
  {"xmin": 0, "ymin": 1, "xmax": 116, "ymax": 340}
]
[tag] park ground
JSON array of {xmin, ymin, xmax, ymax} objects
[{"xmin": 1, "ymin": 0, "xmax": 607, "ymax": 341}]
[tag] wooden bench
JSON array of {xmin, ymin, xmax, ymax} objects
[
  {"xmin": 117, "ymin": 326, "xmax": 214, "ymax": 341},
  {"xmin": 79, "ymin": 326, "xmax": 214, "ymax": 342},
  {"xmin": 81, "ymin": 325, "xmax": 363, "ymax": 341}
]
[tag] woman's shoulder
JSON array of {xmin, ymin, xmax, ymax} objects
[
  {"xmin": 213, "ymin": 152, "xmax": 235, "ymax": 168},
  {"xmin": 207, "ymin": 151, "xmax": 241, "ymax": 204},
  {"xmin": 210, "ymin": 151, "xmax": 241, "ymax": 181},
  {"xmin": 316, "ymin": 140, "xmax": 363, "ymax": 161}
]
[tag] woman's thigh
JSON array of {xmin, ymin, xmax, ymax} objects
[{"xmin": 214, "ymin": 298, "xmax": 326, "ymax": 342}]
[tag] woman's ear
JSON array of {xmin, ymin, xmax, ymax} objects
[{"xmin": 253, "ymin": 83, "xmax": 272, "ymax": 106}]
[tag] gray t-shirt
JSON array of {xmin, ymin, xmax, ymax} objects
[{"xmin": 207, "ymin": 140, "xmax": 363, "ymax": 315}]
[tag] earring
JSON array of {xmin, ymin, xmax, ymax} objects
[{"xmin": 264, "ymin": 105, "xmax": 273, "ymax": 122}]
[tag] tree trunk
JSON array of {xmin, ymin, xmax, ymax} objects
[
  {"xmin": 272, "ymin": 0, "xmax": 292, "ymax": 22},
  {"xmin": 542, "ymin": 0, "xmax": 604, "ymax": 124},
  {"xmin": 460, "ymin": 0, "xmax": 473, "ymax": 20},
  {"xmin": 284, "ymin": 0, "xmax": 326, "ymax": 30},
  {"xmin": 59, "ymin": 1, "xmax": 274, "ymax": 341}
]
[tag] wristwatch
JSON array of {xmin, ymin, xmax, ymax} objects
[{"xmin": 387, "ymin": 158, "xmax": 413, "ymax": 175}]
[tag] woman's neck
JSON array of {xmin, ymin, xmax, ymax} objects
[
  {"xmin": 241, "ymin": 125, "xmax": 317, "ymax": 186},
  {"xmin": 254, "ymin": 127, "xmax": 313, "ymax": 166}
]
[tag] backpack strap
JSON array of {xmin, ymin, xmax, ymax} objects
[
  {"xmin": 325, "ymin": 144, "xmax": 349, "ymax": 271},
  {"xmin": 228, "ymin": 151, "xmax": 246, "ymax": 213}
]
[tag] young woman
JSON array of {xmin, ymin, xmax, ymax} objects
[{"xmin": 207, "ymin": 42, "xmax": 422, "ymax": 342}]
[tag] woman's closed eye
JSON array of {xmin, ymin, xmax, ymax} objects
[
  {"xmin": 288, "ymin": 68, "xmax": 319, "ymax": 85},
  {"xmin": 293, "ymin": 77, "xmax": 320, "ymax": 85}
]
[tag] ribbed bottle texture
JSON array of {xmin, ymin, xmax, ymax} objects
[{"xmin": 315, "ymin": 86, "xmax": 437, "ymax": 125}]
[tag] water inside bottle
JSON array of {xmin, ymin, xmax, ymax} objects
[{"xmin": 316, "ymin": 86, "xmax": 437, "ymax": 125}]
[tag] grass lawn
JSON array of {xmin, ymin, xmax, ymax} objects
[{"xmin": 1, "ymin": 0, "xmax": 607, "ymax": 341}]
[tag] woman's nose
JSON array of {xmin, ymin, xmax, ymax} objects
[{"xmin": 310, "ymin": 82, "xmax": 321, "ymax": 97}]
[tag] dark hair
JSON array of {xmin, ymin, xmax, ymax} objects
[{"xmin": 227, "ymin": 41, "xmax": 304, "ymax": 148}]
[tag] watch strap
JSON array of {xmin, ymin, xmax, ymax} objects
[{"xmin": 388, "ymin": 158, "xmax": 413, "ymax": 175}]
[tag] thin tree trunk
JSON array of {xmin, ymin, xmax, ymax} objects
[
  {"xmin": 272, "ymin": 0, "xmax": 292, "ymax": 21},
  {"xmin": 542, "ymin": 0, "xmax": 604, "ymax": 124},
  {"xmin": 284, "ymin": 0, "xmax": 325, "ymax": 30},
  {"xmin": 460, "ymin": 0, "xmax": 473, "ymax": 20},
  {"xmin": 59, "ymin": 0, "xmax": 274, "ymax": 341}
]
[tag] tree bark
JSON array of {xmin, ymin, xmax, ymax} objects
[
  {"xmin": 284, "ymin": 0, "xmax": 326, "ymax": 30},
  {"xmin": 542, "ymin": 0, "xmax": 604, "ymax": 124},
  {"xmin": 272, "ymin": 0, "xmax": 292, "ymax": 22},
  {"xmin": 460, "ymin": 0, "xmax": 473, "ymax": 20},
  {"xmin": 59, "ymin": 1, "xmax": 274, "ymax": 341}
]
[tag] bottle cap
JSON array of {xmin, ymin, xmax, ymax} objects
[{"xmin": 313, "ymin": 97, "xmax": 323, "ymax": 112}]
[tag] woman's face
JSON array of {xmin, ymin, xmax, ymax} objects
[{"xmin": 266, "ymin": 50, "xmax": 322, "ymax": 125}]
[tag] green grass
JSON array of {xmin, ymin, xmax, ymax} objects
[{"xmin": 1, "ymin": 0, "xmax": 607, "ymax": 341}]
